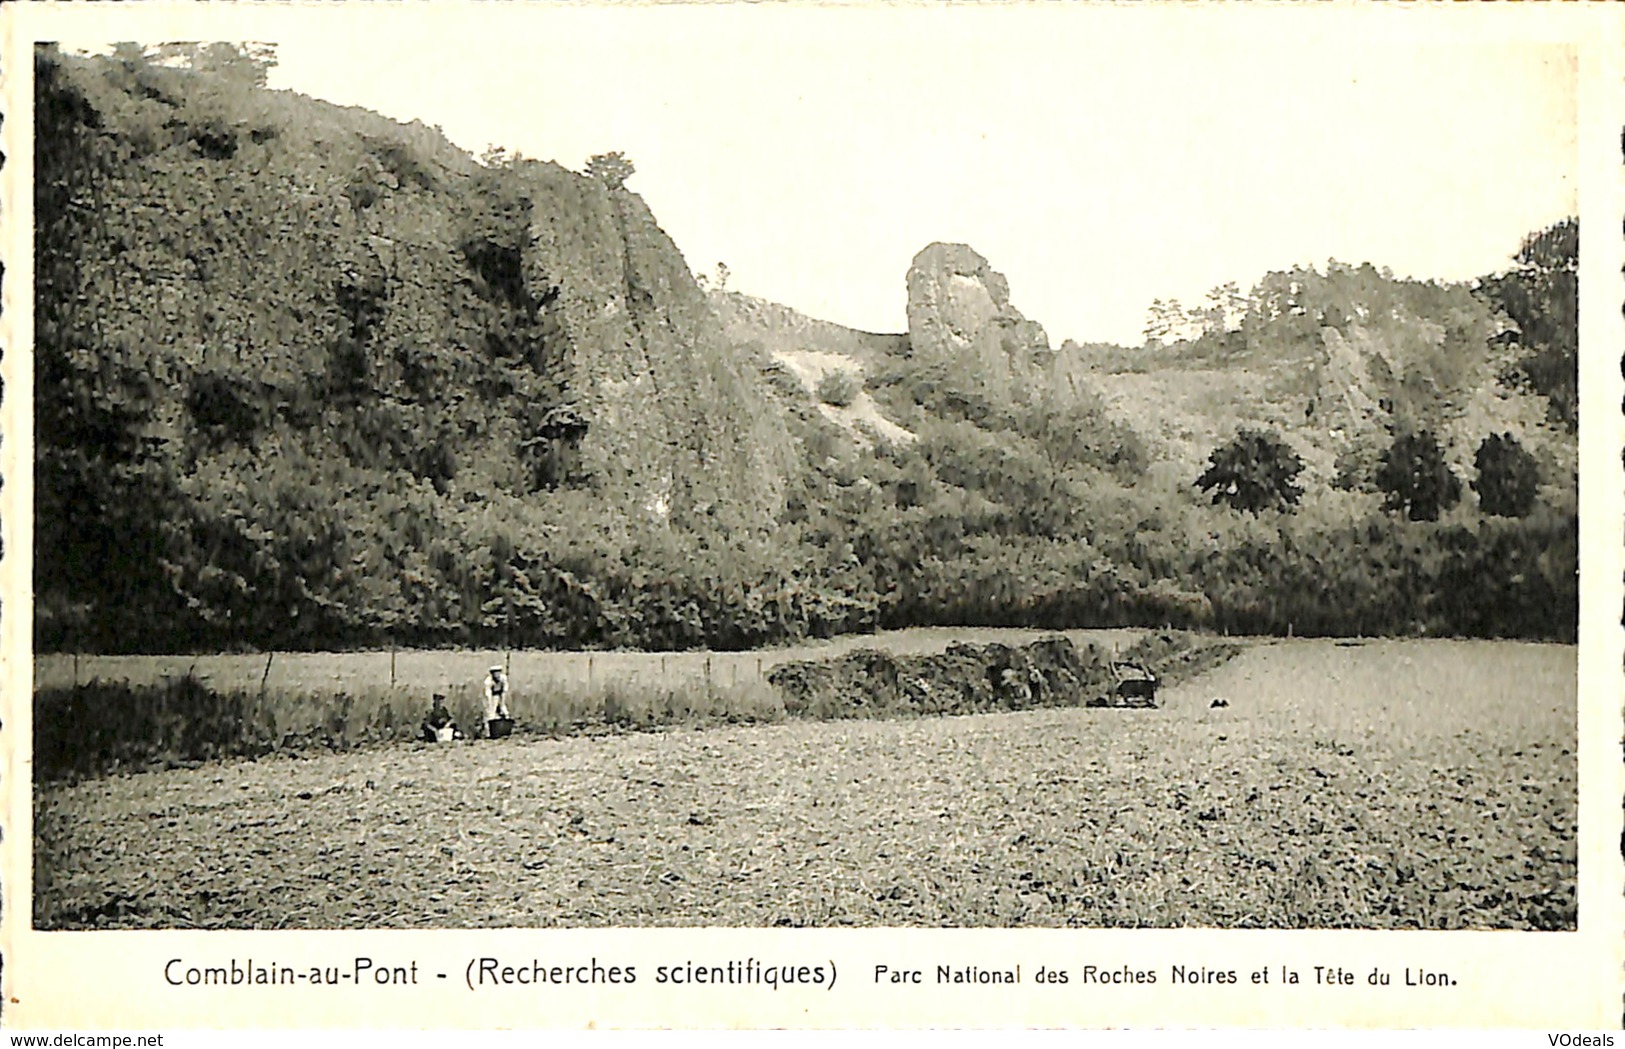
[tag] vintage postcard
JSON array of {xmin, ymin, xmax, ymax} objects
[{"xmin": 2, "ymin": 0, "xmax": 1621, "ymax": 1032}]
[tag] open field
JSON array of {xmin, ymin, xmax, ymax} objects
[
  {"xmin": 34, "ymin": 637, "xmax": 1575, "ymax": 929},
  {"xmin": 33, "ymin": 628, "xmax": 1157, "ymax": 772}
]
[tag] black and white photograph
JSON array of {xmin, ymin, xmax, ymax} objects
[
  {"xmin": 8, "ymin": 0, "xmax": 1621, "ymax": 1030},
  {"xmin": 24, "ymin": 5, "xmax": 1588, "ymax": 931}
]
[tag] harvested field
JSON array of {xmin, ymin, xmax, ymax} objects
[{"xmin": 33, "ymin": 638, "xmax": 1575, "ymax": 930}]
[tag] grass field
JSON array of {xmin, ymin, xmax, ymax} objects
[
  {"xmin": 34, "ymin": 627, "xmax": 1150, "ymax": 694},
  {"xmin": 33, "ymin": 637, "xmax": 1575, "ymax": 930},
  {"xmin": 33, "ymin": 628, "xmax": 1153, "ymax": 770}
]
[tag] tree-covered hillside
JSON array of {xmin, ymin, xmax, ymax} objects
[
  {"xmin": 722, "ymin": 229, "xmax": 1576, "ymax": 643},
  {"xmin": 1087, "ymin": 254, "xmax": 1575, "ymax": 494}
]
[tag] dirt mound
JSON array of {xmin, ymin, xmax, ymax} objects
[
  {"xmin": 767, "ymin": 632, "xmax": 1246, "ymax": 719},
  {"xmin": 770, "ymin": 635, "xmax": 1155, "ymax": 718}
]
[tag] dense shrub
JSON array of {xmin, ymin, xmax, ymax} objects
[
  {"xmin": 816, "ymin": 369, "xmax": 861, "ymax": 407},
  {"xmin": 35, "ymin": 675, "xmax": 274, "ymax": 781},
  {"xmin": 766, "ymin": 632, "xmax": 1240, "ymax": 721}
]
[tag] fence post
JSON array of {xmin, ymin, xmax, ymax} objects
[
  {"xmin": 260, "ymin": 651, "xmax": 275, "ymax": 701},
  {"xmin": 73, "ymin": 652, "xmax": 80, "ymax": 690},
  {"xmin": 391, "ymin": 647, "xmax": 397, "ymax": 690},
  {"xmin": 588, "ymin": 654, "xmax": 594, "ymax": 689}
]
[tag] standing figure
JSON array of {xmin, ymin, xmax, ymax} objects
[{"xmin": 484, "ymin": 664, "xmax": 513, "ymax": 737}]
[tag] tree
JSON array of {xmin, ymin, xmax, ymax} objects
[
  {"xmin": 1143, "ymin": 298, "xmax": 1175, "ymax": 345},
  {"xmin": 586, "ymin": 151, "xmax": 635, "ymax": 190},
  {"xmin": 1375, "ymin": 430, "xmax": 1461, "ymax": 522},
  {"xmin": 1017, "ymin": 389, "xmax": 1145, "ymax": 480},
  {"xmin": 1195, "ymin": 428, "xmax": 1305, "ymax": 514},
  {"xmin": 1202, "ymin": 281, "xmax": 1249, "ymax": 334},
  {"xmin": 1143, "ymin": 297, "xmax": 1199, "ymax": 345},
  {"xmin": 1473, "ymin": 432, "xmax": 1540, "ymax": 518}
]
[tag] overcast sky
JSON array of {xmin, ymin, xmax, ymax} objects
[{"xmin": 143, "ymin": 7, "xmax": 1583, "ymax": 345}]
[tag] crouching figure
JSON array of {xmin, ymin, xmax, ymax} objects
[{"xmin": 421, "ymin": 693, "xmax": 463, "ymax": 743}]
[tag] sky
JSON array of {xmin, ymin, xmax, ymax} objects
[{"xmin": 200, "ymin": 8, "xmax": 1573, "ymax": 345}]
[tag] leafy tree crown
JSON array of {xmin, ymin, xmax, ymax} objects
[
  {"xmin": 1375, "ymin": 429, "xmax": 1462, "ymax": 522},
  {"xmin": 586, "ymin": 151, "xmax": 635, "ymax": 190},
  {"xmin": 1472, "ymin": 432, "xmax": 1540, "ymax": 518},
  {"xmin": 1477, "ymin": 217, "xmax": 1577, "ymax": 431},
  {"xmin": 1195, "ymin": 428, "xmax": 1305, "ymax": 514}
]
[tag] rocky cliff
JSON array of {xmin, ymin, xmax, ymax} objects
[
  {"xmin": 34, "ymin": 46, "xmax": 794, "ymax": 649},
  {"xmin": 904, "ymin": 242, "xmax": 1052, "ymax": 401},
  {"xmin": 518, "ymin": 169, "xmax": 795, "ymax": 524}
]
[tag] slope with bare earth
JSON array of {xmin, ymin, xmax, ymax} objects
[
  {"xmin": 712, "ymin": 290, "xmax": 917, "ymax": 448},
  {"xmin": 34, "ymin": 638, "xmax": 1574, "ymax": 930},
  {"xmin": 712, "ymin": 291, "xmax": 908, "ymax": 371}
]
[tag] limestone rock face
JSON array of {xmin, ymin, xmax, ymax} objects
[
  {"xmin": 1309, "ymin": 326, "xmax": 1389, "ymax": 484},
  {"xmin": 521, "ymin": 168, "xmax": 794, "ymax": 526},
  {"xmin": 904, "ymin": 243, "xmax": 1050, "ymax": 397},
  {"xmin": 33, "ymin": 48, "xmax": 802, "ymax": 648}
]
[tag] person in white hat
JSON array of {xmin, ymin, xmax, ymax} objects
[{"xmin": 483, "ymin": 664, "xmax": 512, "ymax": 727}]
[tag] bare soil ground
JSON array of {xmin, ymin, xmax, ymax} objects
[{"xmin": 33, "ymin": 638, "xmax": 1575, "ymax": 930}]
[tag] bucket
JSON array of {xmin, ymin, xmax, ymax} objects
[
  {"xmin": 433, "ymin": 725, "xmax": 456, "ymax": 744},
  {"xmin": 487, "ymin": 717, "xmax": 514, "ymax": 740}
]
